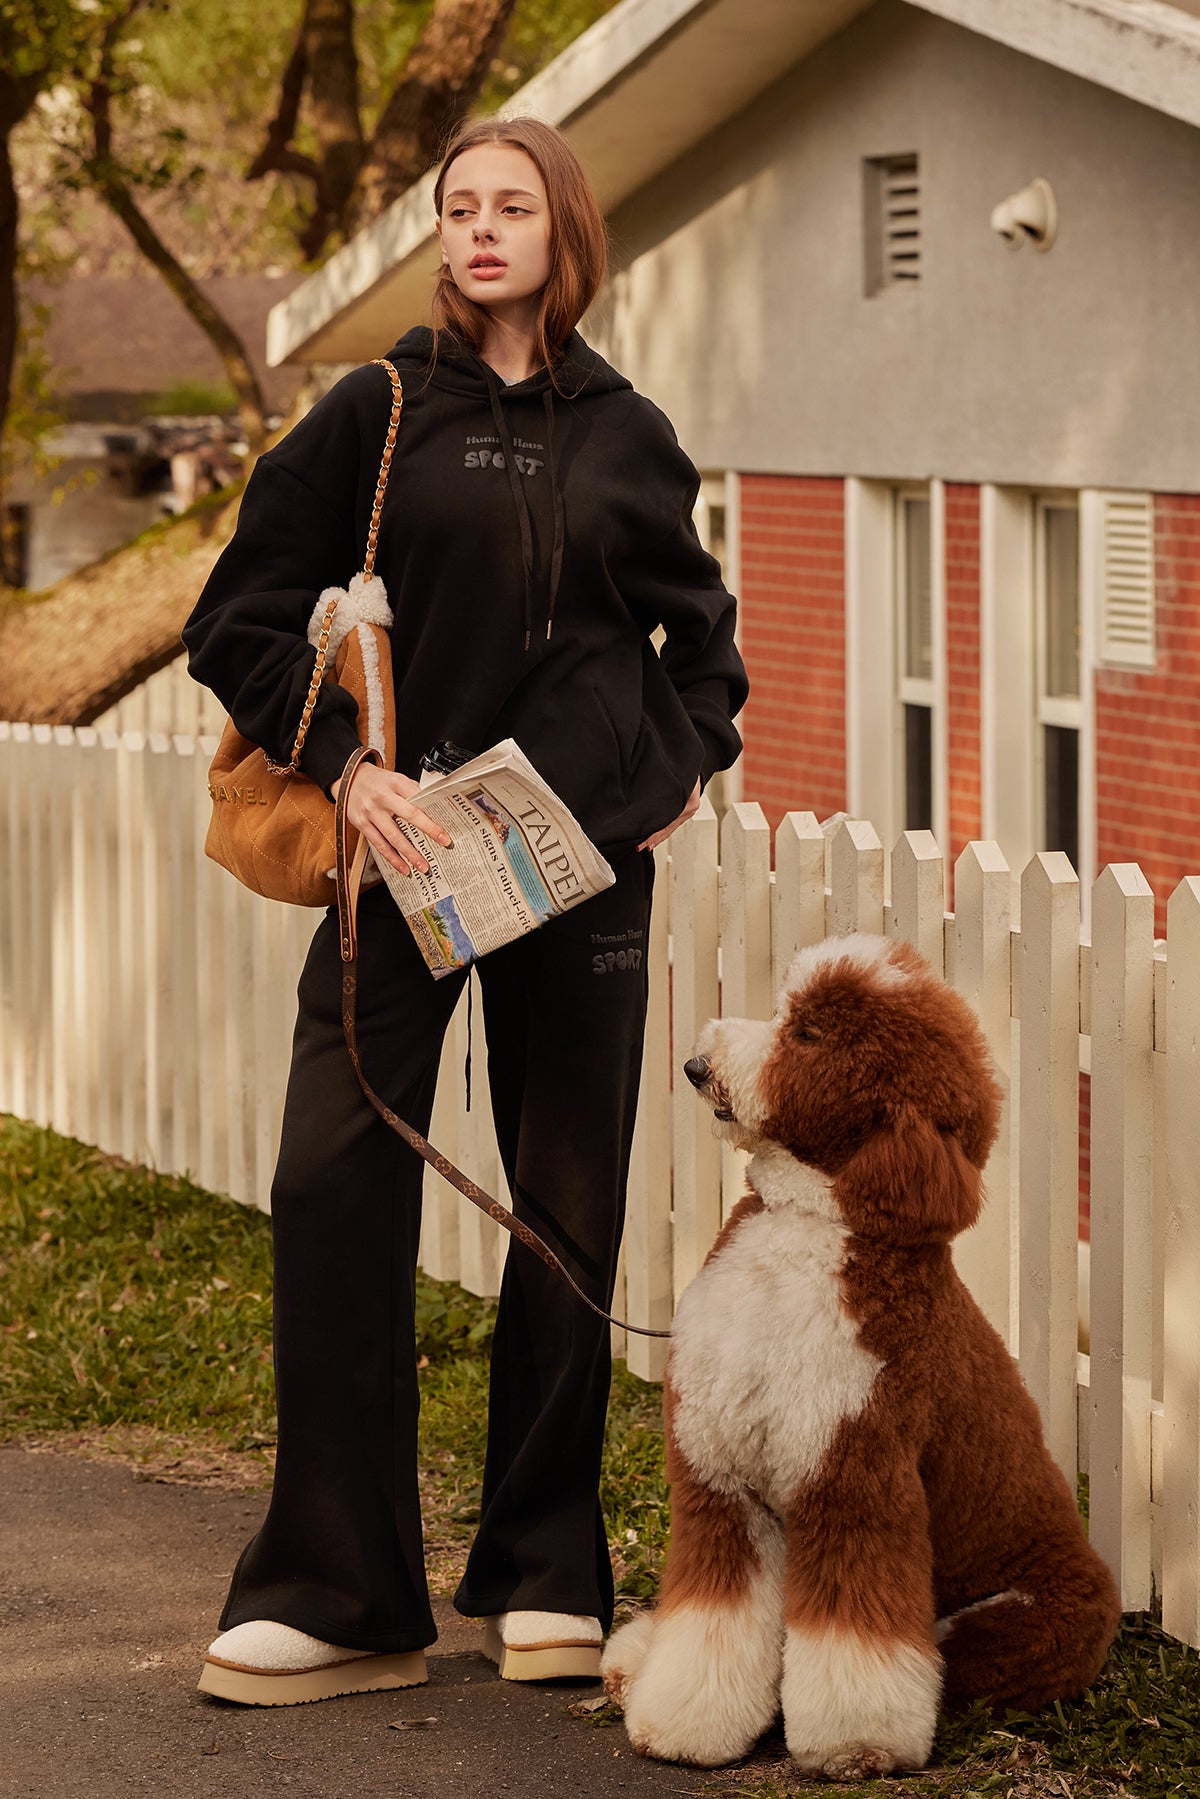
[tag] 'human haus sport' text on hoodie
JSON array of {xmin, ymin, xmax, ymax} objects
[{"xmin": 184, "ymin": 327, "xmax": 749, "ymax": 856}]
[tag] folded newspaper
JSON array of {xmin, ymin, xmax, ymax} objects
[{"xmin": 374, "ymin": 739, "xmax": 616, "ymax": 978}]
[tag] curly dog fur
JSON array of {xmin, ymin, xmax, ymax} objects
[{"xmin": 602, "ymin": 934, "xmax": 1119, "ymax": 1777}]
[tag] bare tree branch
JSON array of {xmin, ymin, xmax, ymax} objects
[
  {"xmin": 246, "ymin": 27, "xmax": 309, "ymax": 182},
  {"xmin": 83, "ymin": 5, "xmax": 268, "ymax": 454},
  {"xmin": 341, "ymin": 0, "xmax": 520, "ymax": 239},
  {"xmin": 0, "ymin": 68, "xmax": 47, "ymax": 584},
  {"xmin": 245, "ymin": 0, "xmax": 365, "ymax": 260}
]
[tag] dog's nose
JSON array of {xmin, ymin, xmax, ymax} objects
[{"xmin": 683, "ymin": 1056, "xmax": 711, "ymax": 1088}]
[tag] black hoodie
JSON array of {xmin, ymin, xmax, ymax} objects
[{"xmin": 184, "ymin": 327, "xmax": 748, "ymax": 855}]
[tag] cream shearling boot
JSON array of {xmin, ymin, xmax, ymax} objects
[
  {"xmin": 482, "ymin": 1611, "xmax": 603, "ymax": 1681},
  {"xmin": 197, "ymin": 1619, "xmax": 427, "ymax": 1706}
]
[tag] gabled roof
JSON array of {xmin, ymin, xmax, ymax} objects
[
  {"xmin": 267, "ymin": 0, "xmax": 1200, "ymax": 367},
  {"xmin": 33, "ymin": 274, "xmax": 305, "ymax": 420}
]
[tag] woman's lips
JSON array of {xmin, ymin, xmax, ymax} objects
[{"xmin": 469, "ymin": 263, "xmax": 507, "ymax": 280}]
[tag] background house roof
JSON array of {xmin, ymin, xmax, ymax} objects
[
  {"xmin": 32, "ymin": 274, "xmax": 306, "ymax": 423},
  {"xmin": 266, "ymin": 0, "xmax": 1200, "ymax": 368}
]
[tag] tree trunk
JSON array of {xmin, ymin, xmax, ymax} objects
[
  {"xmin": 303, "ymin": 0, "xmax": 364, "ymax": 224},
  {"xmin": 342, "ymin": 0, "xmax": 520, "ymax": 236},
  {"xmin": 0, "ymin": 131, "xmax": 21, "ymax": 586},
  {"xmin": 246, "ymin": 27, "xmax": 309, "ymax": 184},
  {"xmin": 0, "ymin": 72, "xmax": 42, "ymax": 587}
]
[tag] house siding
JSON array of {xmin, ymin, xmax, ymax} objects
[
  {"xmin": 738, "ymin": 474, "xmax": 846, "ymax": 827},
  {"xmin": 945, "ymin": 482, "xmax": 982, "ymax": 864},
  {"xmin": 1095, "ymin": 493, "xmax": 1200, "ymax": 937}
]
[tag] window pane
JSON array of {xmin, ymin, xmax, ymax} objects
[
  {"xmin": 1043, "ymin": 724, "xmax": 1080, "ymax": 870},
  {"xmin": 902, "ymin": 497, "xmax": 932, "ymax": 681},
  {"xmin": 1043, "ymin": 505, "xmax": 1080, "ymax": 699},
  {"xmin": 904, "ymin": 703, "xmax": 933, "ymax": 832},
  {"xmin": 706, "ymin": 504, "xmax": 727, "ymax": 570}
]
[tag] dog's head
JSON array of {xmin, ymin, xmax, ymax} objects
[{"xmin": 686, "ymin": 935, "xmax": 1002, "ymax": 1244}]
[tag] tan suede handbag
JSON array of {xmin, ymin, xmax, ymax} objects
[{"xmin": 204, "ymin": 359, "xmax": 401, "ymax": 905}]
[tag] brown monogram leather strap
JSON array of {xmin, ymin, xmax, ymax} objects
[
  {"xmin": 333, "ymin": 749, "xmax": 671, "ymax": 1341},
  {"xmin": 267, "ymin": 359, "xmax": 404, "ymax": 778}
]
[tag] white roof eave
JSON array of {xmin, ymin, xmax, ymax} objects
[
  {"xmin": 908, "ymin": 0, "xmax": 1200, "ymax": 129},
  {"xmin": 268, "ymin": 0, "xmax": 1200, "ymax": 367},
  {"xmin": 267, "ymin": 0, "xmax": 867, "ymax": 365}
]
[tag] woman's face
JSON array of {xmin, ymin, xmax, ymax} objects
[{"xmin": 437, "ymin": 144, "xmax": 552, "ymax": 312}]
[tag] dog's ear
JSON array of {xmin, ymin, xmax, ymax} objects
[{"xmin": 834, "ymin": 1108, "xmax": 983, "ymax": 1243}]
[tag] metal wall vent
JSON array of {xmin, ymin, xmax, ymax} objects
[
  {"xmin": 1096, "ymin": 492, "xmax": 1155, "ymax": 668},
  {"xmin": 864, "ymin": 154, "xmax": 921, "ymax": 295}
]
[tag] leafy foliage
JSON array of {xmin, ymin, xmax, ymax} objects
[
  {"xmin": 0, "ymin": 295, "xmax": 65, "ymax": 486},
  {"xmin": 0, "ymin": 0, "xmax": 95, "ymax": 90}
]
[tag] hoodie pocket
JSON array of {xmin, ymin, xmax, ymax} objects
[{"xmin": 593, "ymin": 685, "xmax": 631, "ymax": 804}]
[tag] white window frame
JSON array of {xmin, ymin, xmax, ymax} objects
[
  {"xmin": 981, "ymin": 486, "xmax": 1094, "ymax": 914},
  {"xmin": 895, "ymin": 486, "xmax": 938, "ymax": 837},
  {"xmin": 694, "ymin": 471, "xmax": 743, "ymax": 810},
  {"xmin": 845, "ymin": 477, "xmax": 946, "ymax": 856}
]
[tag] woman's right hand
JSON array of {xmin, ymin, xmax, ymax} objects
[{"xmin": 331, "ymin": 763, "xmax": 453, "ymax": 877}]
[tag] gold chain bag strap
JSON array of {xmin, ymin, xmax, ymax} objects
[
  {"xmin": 332, "ymin": 746, "xmax": 671, "ymax": 1342},
  {"xmin": 203, "ymin": 358, "xmax": 403, "ymax": 906}
]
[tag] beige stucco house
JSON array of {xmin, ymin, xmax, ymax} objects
[{"xmin": 265, "ymin": 0, "xmax": 1200, "ymax": 934}]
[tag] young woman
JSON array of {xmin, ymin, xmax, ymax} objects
[{"xmin": 183, "ymin": 116, "xmax": 747, "ymax": 1706}]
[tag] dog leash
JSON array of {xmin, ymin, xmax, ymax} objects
[{"xmin": 334, "ymin": 746, "xmax": 672, "ymax": 1341}]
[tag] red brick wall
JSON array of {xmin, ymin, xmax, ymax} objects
[
  {"xmin": 944, "ymin": 483, "xmax": 982, "ymax": 865},
  {"xmin": 1095, "ymin": 494, "xmax": 1200, "ymax": 936},
  {"xmin": 737, "ymin": 475, "xmax": 846, "ymax": 827}
]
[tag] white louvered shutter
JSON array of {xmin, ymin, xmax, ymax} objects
[{"xmin": 1094, "ymin": 493, "xmax": 1155, "ymax": 669}]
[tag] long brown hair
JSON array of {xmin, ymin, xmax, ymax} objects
[{"xmin": 431, "ymin": 117, "xmax": 607, "ymax": 378}]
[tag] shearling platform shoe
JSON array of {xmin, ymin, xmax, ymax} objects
[
  {"xmin": 482, "ymin": 1611, "xmax": 603, "ymax": 1681},
  {"xmin": 197, "ymin": 1620, "xmax": 427, "ymax": 1706}
]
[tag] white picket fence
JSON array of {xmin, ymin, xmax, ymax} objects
[{"xmin": 2, "ymin": 719, "xmax": 1199, "ymax": 1647}]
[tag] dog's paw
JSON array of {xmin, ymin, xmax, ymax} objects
[
  {"xmin": 600, "ymin": 1611, "xmax": 656, "ymax": 1709},
  {"xmin": 791, "ymin": 1743, "xmax": 898, "ymax": 1782},
  {"xmin": 620, "ymin": 1601, "xmax": 783, "ymax": 1767},
  {"xmin": 781, "ymin": 1628, "xmax": 940, "ymax": 1776}
]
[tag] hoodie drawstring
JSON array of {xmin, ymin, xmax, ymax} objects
[
  {"xmin": 484, "ymin": 368, "xmax": 537, "ymax": 651},
  {"xmin": 482, "ymin": 365, "xmax": 565, "ymax": 650},
  {"xmin": 542, "ymin": 387, "xmax": 565, "ymax": 644}
]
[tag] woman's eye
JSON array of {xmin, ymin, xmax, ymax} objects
[{"xmin": 503, "ymin": 205, "xmax": 529, "ymax": 216}]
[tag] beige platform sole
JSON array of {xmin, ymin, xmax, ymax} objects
[
  {"xmin": 482, "ymin": 1620, "xmax": 601, "ymax": 1682},
  {"xmin": 197, "ymin": 1648, "xmax": 427, "ymax": 1707}
]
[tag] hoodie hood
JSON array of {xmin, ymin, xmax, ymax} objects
[
  {"xmin": 385, "ymin": 325, "xmax": 634, "ymax": 400},
  {"xmin": 384, "ymin": 326, "xmax": 631, "ymax": 651}
]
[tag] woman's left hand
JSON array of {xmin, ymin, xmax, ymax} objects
[{"xmin": 637, "ymin": 778, "xmax": 702, "ymax": 853}]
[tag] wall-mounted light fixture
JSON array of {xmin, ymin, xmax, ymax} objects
[{"xmin": 990, "ymin": 177, "xmax": 1057, "ymax": 250}]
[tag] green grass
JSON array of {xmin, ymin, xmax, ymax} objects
[
  {"xmin": 3, "ymin": 1114, "xmax": 1198, "ymax": 1796},
  {"xmin": 0, "ymin": 1116, "xmax": 277, "ymax": 1443},
  {"xmin": 0, "ymin": 1114, "xmax": 665, "ymax": 1587}
]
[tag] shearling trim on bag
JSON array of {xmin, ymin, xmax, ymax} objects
[
  {"xmin": 355, "ymin": 620, "xmax": 389, "ymax": 760},
  {"xmin": 308, "ymin": 572, "xmax": 393, "ymax": 659}
]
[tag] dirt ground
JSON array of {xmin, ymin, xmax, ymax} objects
[{"xmin": 1, "ymin": 1443, "xmax": 713, "ymax": 1799}]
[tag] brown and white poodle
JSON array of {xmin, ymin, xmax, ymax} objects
[{"xmin": 601, "ymin": 934, "xmax": 1119, "ymax": 1779}]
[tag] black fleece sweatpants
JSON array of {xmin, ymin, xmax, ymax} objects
[{"xmin": 217, "ymin": 850, "xmax": 654, "ymax": 1653}]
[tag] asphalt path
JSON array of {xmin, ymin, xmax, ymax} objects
[{"xmin": 0, "ymin": 1445, "xmax": 721, "ymax": 1799}]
